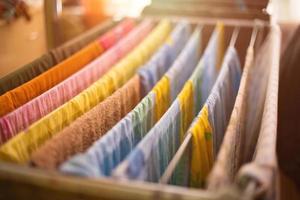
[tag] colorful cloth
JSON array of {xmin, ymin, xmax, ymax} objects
[
  {"xmin": 0, "ymin": 19, "xmax": 135, "ymax": 117},
  {"xmin": 0, "ymin": 20, "xmax": 153, "ymax": 145},
  {"xmin": 30, "ymin": 75, "xmax": 141, "ymax": 169},
  {"xmin": 0, "ymin": 20, "xmax": 171, "ymax": 164},
  {"xmin": 206, "ymin": 47, "xmax": 254, "ymax": 189},
  {"xmin": 0, "ymin": 20, "xmax": 115, "ymax": 95},
  {"xmin": 112, "ymin": 25, "xmax": 225, "ymax": 185},
  {"xmin": 201, "ymin": 23, "xmax": 225, "ymax": 106},
  {"xmin": 207, "ymin": 25, "xmax": 281, "ymax": 193},
  {"xmin": 60, "ymin": 23, "xmax": 200, "ymax": 177},
  {"xmin": 29, "ymin": 22, "xmax": 190, "ymax": 169},
  {"xmin": 138, "ymin": 22, "xmax": 190, "ymax": 97},
  {"xmin": 237, "ymin": 24, "xmax": 281, "ymax": 200}
]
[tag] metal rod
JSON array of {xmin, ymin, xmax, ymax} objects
[
  {"xmin": 229, "ymin": 26, "xmax": 240, "ymax": 47},
  {"xmin": 142, "ymin": 15, "xmax": 269, "ymax": 28},
  {"xmin": 249, "ymin": 26, "xmax": 258, "ymax": 49}
]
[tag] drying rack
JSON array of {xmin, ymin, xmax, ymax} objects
[{"xmin": 0, "ymin": 1, "xmax": 275, "ymax": 199}]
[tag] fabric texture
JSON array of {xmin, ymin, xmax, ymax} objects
[
  {"xmin": 187, "ymin": 46, "xmax": 241, "ymax": 188},
  {"xmin": 0, "ymin": 19, "xmax": 135, "ymax": 117},
  {"xmin": 111, "ymin": 25, "xmax": 226, "ymax": 185},
  {"xmin": 0, "ymin": 20, "xmax": 115, "ymax": 95},
  {"xmin": 207, "ymin": 26, "xmax": 281, "ymax": 195},
  {"xmin": 0, "ymin": 21, "xmax": 153, "ymax": 145},
  {"xmin": 236, "ymin": 24, "xmax": 281, "ymax": 200},
  {"xmin": 190, "ymin": 105, "xmax": 213, "ymax": 188},
  {"xmin": 138, "ymin": 21, "xmax": 190, "ymax": 97},
  {"xmin": 30, "ymin": 75, "xmax": 141, "ymax": 169},
  {"xmin": 111, "ymin": 28, "xmax": 205, "ymax": 184},
  {"xmin": 206, "ymin": 47, "xmax": 254, "ymax": 189},
  {"xmin": 60, "ymin": 23, "xmax": 200, "ymax": 177},
  {"xmin": 201, "ymin": 23, "xmax": 225, "ymax": 106},
  {"xmin": 207, "ymin": 47, "xmax": 241, "ymax": 157},
  {"xmin": 0, "ymin": 20, "xmax": 171, "ymax": 164},
  {"xmin": 30, "ymin": 21, "xmax": 189, "ymax": 168}
]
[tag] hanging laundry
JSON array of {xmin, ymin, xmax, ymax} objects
[
  {"xmin": 0, "ymin": 20, "xmax": 153, "ymax": 145},
  {"xmin": 207, "ymin": 25, "xmax": 281, "ymax": 191},
  {"xmin": 206, "ymin": 42, "xmax": 254, "ymax": 190},
  {"xmin": 201, "ymin": 23, "xmax": 225, "ymax": 106},
  {"xmin": 236, "ymin": 24, "xmax": 281, "ymax": 200},
  {"xmin": 60, "ymin": 24, "xmax": 200, "ymax": 177},
  {"xmin": 112, "ymin": 24, "xmax": 226, "ymax": 186},
  {"xmin": 190, "ymin": 46, "xmax": 241, "ymax": 188},
  {"xmin": 0, "ymin": 20, "xmax": 115, "ymax": 95},
  {"xmin": 29, "ymin": 22, "xmax": 190, "ymax": 169},
  {"xmin": 138, "ymin": 22, "xmax": 188, "ymax": 97},
  {"xmin": 0, "ymin": 20, "xmax": 171, "ymax": 164},
  {"xmin": 0, "ymin": 19, "xmax": 135, "ymax": 117},
  {"xmin": 30, "ymin": 75, "xmax": 141, "ymax": 169}
]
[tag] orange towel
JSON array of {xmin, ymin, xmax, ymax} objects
[
  {"xmin": 0, "ymin": 43, "xmax": 103, "ymax": 117},
  {"xmin": 0, "ymin": 19, "xmax": 135, "ymax": 117}
]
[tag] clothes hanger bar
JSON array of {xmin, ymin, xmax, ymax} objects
[
  {"xmin": 160, "ymin": 132, "xmax": 193, "ymax": 184},
  {"xmin": 160, "ymin": 25, "xmax": 242, "ymax": 184},
  {"xmin": 142, "ymin": 16, "xmax": 269, "ymax": 28},
  {"xmin": 229, "ymin": 26, "xmax": 240, "ymax": 47},
  {"xmin": 249, "ymin": 25, "xmax": 259, "ymax": 49}
]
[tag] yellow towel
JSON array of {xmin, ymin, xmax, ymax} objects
[
  {"xmin": 0, "ymin": 20, "xmax": 172, "ymax": 164},
  {"xmin": 152, "ymin": 76, "xmax": 171, "ymax": 122},
  {"xmin": 178, "ymin": 80, "xmax": 194, "ymax": 142},
  {"xmin": 190, "ymin": 105, "xmax": 213, "ymax": 188}
]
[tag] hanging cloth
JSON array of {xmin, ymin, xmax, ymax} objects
[
  {"xmin": 0, "ymin": 19, "xmax": 135, "ymax": 117},
  {"xmin": 111, "ymin": 24, "xmax": 226, "ymax": 185},
  {"xmin": 207, "ymin": 25, "xmax": 280, "ymax": 192},
  {"xmin": 0, "ymin": 20, "xmax": 115, "ymax": 95},
  {"xmin": 60, "ymin": 23, "xmax": 201, "ymax": 177},
  {"xmin": 29, "ymin": 22, "xmax": 190, "ymax": 169},
  {"xmin": 0, "ymin": 20, "xmax": 153, "ymax": 145},
  {"xmin": 0, "ymin": 20, "xmax": 172, "ymax": 164}
]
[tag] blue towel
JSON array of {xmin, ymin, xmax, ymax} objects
[{"xmin": 60, "ymin": 22, "xmax": 201, "ymax": 177}]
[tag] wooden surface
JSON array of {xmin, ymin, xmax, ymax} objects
[
  {"xmin": 0, "ymin": 7, "xmax": 47, "ymax": 78},
  {"xmin": 0, "ymin": 162, "xmax": 244, "ymax": 200}
]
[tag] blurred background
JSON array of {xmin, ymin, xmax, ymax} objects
[{"xmin": 0, "ymin": 0, "xmax": 299, "ymax": 77}]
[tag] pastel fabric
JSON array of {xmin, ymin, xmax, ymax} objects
[
  {"xmin": 60, "ymin": 24, "xmax": 201, "ymax": 177},
  {"xmin": 188, "ymin": 46, "xmax": 241, "ymax": 188},
  {"xmin": 0, "ymin": 20, "xmax": 115, "ymax": 95},
  {"xmin": 30, "ymin": 22, "xmax": 190, "ymax": 169},
  {"xmin": 138, "ymin": 22, "xmax": 190, "ymax": 97},
  {"xmin": 201, "ymin": 23, "xmax": 225, "ymax": 106},
  {"xmin": 112, "ymin": 25, "xmax": 225, "ymax": 185},
  {"xmin": 0, "ymin": 20, "xmax": 172, "ymax": 164},
  {"xmin": 206, "ymin": 47, "xmax": 254, "ymax": 189},
  {"xmin": 237, "ymin": 25, "xmax": 280, "ymax": 200},
  {"xmin": 208, "ymin": 26, "xmax": 281, "ymax": 199},
  {"xmin": 30, "ymin": 75, "xmax": 141, "ymax": 169},
  {"xmin": 207, "ymin": 26, "xmax": 281, "ymax": 191},
  {"xmin": 0, "ymin": 21, "xmax": 153, "ymax": 145},
  {"xmin": 0, "ymin": 19, "xmax": 135, "ymax": 117}
]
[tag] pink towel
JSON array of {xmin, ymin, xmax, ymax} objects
[
  {"xmin": 0, "ymin": 21, "xmax": 153, "ymax": 145},
  {"xmin": 30, "ymin": 75, "xmax": 141, "ymax": 169}
]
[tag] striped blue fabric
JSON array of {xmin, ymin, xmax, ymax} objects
[
  {"xmin": 60, "ymin": 22, "xmax": 202, "ymax": 177},
  {"xmin": 112, "ymin": 26, "xmax": 225, "ymax": 184}
]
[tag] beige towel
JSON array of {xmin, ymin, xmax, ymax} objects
[
  {"xmin": 30, "ymin": 75, "xmax": 141, "ymax": 169},
  {"xmin": 208, "ymin": 25, "xmax": 281, "ymax": 198}
]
